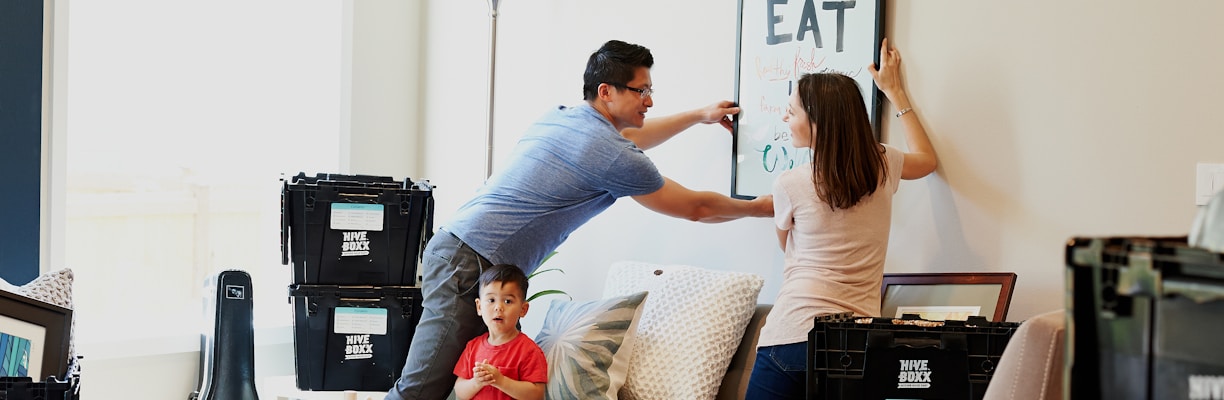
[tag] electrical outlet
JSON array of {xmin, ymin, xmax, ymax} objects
[{"xmin": 1197, "ymin": 163, "xmax": 1224, "ymax": 205}]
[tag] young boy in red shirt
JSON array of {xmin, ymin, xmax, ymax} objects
[{"xmin": 452, "ymin": 264, "xmax": 547, "ymax": 400}]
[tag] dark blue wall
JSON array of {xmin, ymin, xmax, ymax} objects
[{"xmin": 0, "ymin": 0, "xmax": 44, "ymax": 285}]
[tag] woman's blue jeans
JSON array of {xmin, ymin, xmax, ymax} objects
[{"xmin": 745, "ymin": 342, "xmax": 808, "ymax": 400}]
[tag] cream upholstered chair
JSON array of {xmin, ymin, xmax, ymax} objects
[{"xmin": 982, "ymin": 309, "xmax": 1066, "ymax": 400}]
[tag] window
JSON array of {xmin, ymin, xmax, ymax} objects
[{"xmin": 65, "ymin": 0, "xmax": 344, "ymax": 342}]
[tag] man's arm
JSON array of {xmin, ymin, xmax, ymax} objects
[
  {"xmin": 621, "ymin": 101, "xmax": 740, "ymax": 150},
  {"xmin": 632, "ymin": 178, "xmax": 772, "ymax": 223}
]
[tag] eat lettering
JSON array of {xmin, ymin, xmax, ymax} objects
[{"xmin": 765, "ymin": 0, "xmax": 856, "ymax": 52}]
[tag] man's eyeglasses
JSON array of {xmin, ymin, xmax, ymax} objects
[{"xmin": 607, "ymin": 83, "xmax": 654, "ymax": 99}]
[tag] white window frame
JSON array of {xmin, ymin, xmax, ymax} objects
[{"xmin": 40, "ymin": 0, "xmax": 423, "ymax": 360}]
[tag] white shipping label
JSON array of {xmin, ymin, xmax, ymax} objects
[
  {"xmin": 330, "ymin": 203, "xmax": 384, "ymax": 231},
  {"xmin": 333, "ymin": 307, "xmax": 388, "ymax": 335}
]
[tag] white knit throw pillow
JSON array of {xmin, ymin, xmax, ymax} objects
[{"xmin": 603, "ymin": 261, "xmax": 763, "ymax": 400}]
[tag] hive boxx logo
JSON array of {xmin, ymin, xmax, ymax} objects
[
  {"xmin": 341, "ymin": 231, "xmax": 371, "ymax": 256},
  {"xmin": 344, "ymin": 334, "xmax": 374, "ymax": 360},
  {"xmin": 897, "ymin": 359, "xmax": 932, "ymax": 389}
]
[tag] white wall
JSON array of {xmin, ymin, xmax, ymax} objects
[
  {"xmin": 343, "ymin": 0, "xmax": 423, "ymax": 178},
  {"xmin": 81, "ymin": 340, "xmax": 295, "ymax": 399},
  {"xmin": 418, "ymin": 0, "xmax": 1224, "ymax": 328}
]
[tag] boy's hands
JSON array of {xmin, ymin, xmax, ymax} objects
[
  {"xmin": 459, "ymin": 357, "xmax": 543, "ymax": 400},
  {"xmin": 471, "ymin": 359, "xmax": 504, "ymax": 388}
]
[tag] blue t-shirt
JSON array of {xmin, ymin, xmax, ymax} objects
[{"xmin": 445, "ymin": 103, "xmax": 665, "ymax": 271}]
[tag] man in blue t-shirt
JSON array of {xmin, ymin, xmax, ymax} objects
[{"xmin": 386, "ymin": 39, "xmax": 774, "ymax": 400}]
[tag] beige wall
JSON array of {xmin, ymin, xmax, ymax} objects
[
  {"xmin": 881, "ymin": 2, "xmax": 1223, "ymax": 319},
  {"xmin": 419, "ymin": 0, "xmax": 1224, "ymax": 326}
]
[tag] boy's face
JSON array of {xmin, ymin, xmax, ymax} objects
[{"xmin": 475, "ymin": 281, "xmax": 529, "ymax": 336}]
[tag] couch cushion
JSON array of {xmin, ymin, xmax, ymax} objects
[
  {"xmin": 604, "ymin": 261, "xmax": 763, "ymax": 400},
  {"xmin": 535, "ymin": 291, "xmax": 648, "ymax": 400}
]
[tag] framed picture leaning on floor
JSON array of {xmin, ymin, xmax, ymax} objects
[{"xmin": 0, "ymin": 289, "xmax": 72, "ymax": 380}]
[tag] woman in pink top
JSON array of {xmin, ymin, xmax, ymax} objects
[{"xmin": 745, "ymin": 38, "xmax": 939, "ymax": 399}]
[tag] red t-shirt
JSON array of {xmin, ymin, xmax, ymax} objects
[{"xmin": 453, "ymin": 332, "xmax": 549, "ymax": 400}]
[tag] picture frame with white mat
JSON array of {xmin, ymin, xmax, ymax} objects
[
  {"xmin": 880, "ymin": 272, "xmax": 1018, "ymax": 322},
  {"xmin": 0, "ymin": 288, "xmax": 72, "ymax": 380}
]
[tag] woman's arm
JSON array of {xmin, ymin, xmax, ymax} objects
[{"xmin": 869, "ymin": 38, "xmax": 937, "ymax": 180}]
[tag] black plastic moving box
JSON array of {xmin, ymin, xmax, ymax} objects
[
  {"xmin": 806, "ymin": 313, "xmax": 1019, "ymax": 400},
  {"xmin": 289, "ymin": 284, "xmax": 424, "ymax": 392},
  {"xmin": 281, "ymin": 172, "xmax": 434, "ymax": 286},
  {"xmin": 281, "ymin": 172, "xmax": 433, "ymax": 392},
  {"xmin": 1066, "ymin": 236, "xmax": 1224, "ymax": 400},
  {"xmin": 0, "ymin": 377, "xmax": 77, "ymax": 400}
]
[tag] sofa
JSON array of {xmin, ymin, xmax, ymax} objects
[
  {"xmin": 562, "ymin": 262, "xmax": 1059, "ymax": 400},
  {"xmin": 528, "ymin": 262, "xmax": 769, "ymax": 400}
]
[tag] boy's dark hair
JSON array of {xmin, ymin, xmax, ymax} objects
[
  {"xmin": 582, "ymin": 40, "xmax": 654, "ymax": 101},
  {"xmin": 479, "ymin": 264, "xmax": 530, "ymax": 299}
]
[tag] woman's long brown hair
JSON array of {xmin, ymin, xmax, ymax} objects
[{"xmin": 796, "ymin": 73, "xmax": 887, "ymax": 210}]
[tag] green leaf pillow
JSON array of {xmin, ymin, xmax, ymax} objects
[{"xmin": 534, "ymin": 291, "xmax": 648, "ymax": 400}]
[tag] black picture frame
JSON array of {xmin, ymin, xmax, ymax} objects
[
  {"xmin": 0, "ymin": 289, "xmax": 72, "ymax": 379},
  {"xmin": 880, "ymin": 272, "xmax": 1018, "ymax": 322},
  {"xmin": 731, "ymin": 0, "xmax": 886, "ymax": 199}
]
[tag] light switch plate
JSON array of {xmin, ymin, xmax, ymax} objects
[{"xmin": 1197, "ymin": 163, "xmax": 1224, "ymax": 205}]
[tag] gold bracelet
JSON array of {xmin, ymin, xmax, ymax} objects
[{"xmin": 895, "ymin": 108, "xmax": 913, "ymax": 118}]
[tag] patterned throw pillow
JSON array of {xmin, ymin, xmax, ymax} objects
[
  {"xmin": 603, "ymin": 261, "xmax": 764, "ymax": 400},
  {"xmin": 534, "ymin": 291, "xmax": 648, "ymax": 400}
]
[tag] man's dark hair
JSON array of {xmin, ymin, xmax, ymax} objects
[
  {"xmin": 582, "ymin": 40, "xmax": 654, "ymax": 101},
  {"xmin": 479, "ymin": 264, "xmax": 530, "ymax": 299}
]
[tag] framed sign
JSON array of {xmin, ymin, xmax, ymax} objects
[
  {"xmin": 732, "ymin": 0, "xmax": 885, "ymax": 199},
  {"xmin": 880, "ymin": 272, "xmax": 1018, "ymax": 322},
  {"xmin": 0, "ymin": 290, "xmax": 72, "ymax": 379}
]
